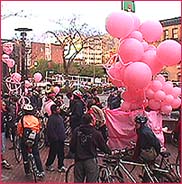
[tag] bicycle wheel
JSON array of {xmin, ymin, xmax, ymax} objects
[
  {"xmin": 65, "ymin": 163, "xmax": 74, "ymax": 182},
  {"xmin": 154, "ymin": 172, "xmax": 174, "ymax": 182},
  {"xmin": 38, "ymin": 129, "xmax": 45, "ymax": 150},
  {"xmin": 176, "ymin": 153, "xmax": 181, "ymax": 178},
  {"xmin": 14, "ymin": 135, "xmax": 22, "ymax": 163},
  {"xmin": 29, "ymin": 156, "xmax": 37, "ymax": 183}
]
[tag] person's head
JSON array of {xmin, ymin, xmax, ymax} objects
[
  {"xmin": 2, "ymin": 101, "xmax": 7, "ymax": 111},
  {"xmin": 87, "ymin": 99, "xmax": 95, "ymax": 109},
  {"xmin": 73, "ymin": 90, "xmax": 82, "ymax": 99},
  {"xmin": 81, "ymin": 113, "xmax": 93, "ymax": 125},
  {"xmin": 134, "ymin": 115, "xmax": 148, "ymax": 129},
  {"xmin": 22, "ymin": 104, "xmax": 34, "ymax": 115},
  {"xmin": 50, "ymin": 104, "xmax": 60, "ymax": 114}
]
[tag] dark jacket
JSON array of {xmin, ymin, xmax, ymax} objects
[
  {"xmin": 70, "ymin": 99, "xmax": 85, "ymax": 130},
  {"xmin": 70, "ymin": 124, "xmax": 111, "ymax": 161},
  {"xmin": 47, "ymin": 113, "xmax": 65, "ymax": 143},
  {"xmin": 134, "ymin": 125, "xmax": 161, "ymax": 158},
  {"xmin": 1, "ymin": 111, "xmax": 12, "ymax": 133}
]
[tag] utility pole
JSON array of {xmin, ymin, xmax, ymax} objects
[{"xmin": 14, "ymin": 28, "xmax": 32, "ymax": 93}]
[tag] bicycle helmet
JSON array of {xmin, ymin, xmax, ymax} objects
[
  {"xmin": 23, "ymin": 104, "xmax": 34, "ymax": 111},
  {"xmin": 134, "ymin": 115, "xmax": 148, "ymax": 125},
  {"xmin": 73, "ymin": 90, "xmax": 82, "ymax": 98}
]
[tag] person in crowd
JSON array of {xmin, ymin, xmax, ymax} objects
[
  {"xmin": 107, "ymin": 88, "xmax": 121, "ymax": 110},
  {"xmin": 66, "ymin": 91, "xmax": 74, "ymax": 114},
  {"xmin": 30, "ymin": 89, "xmax": 42, "ymax": 112},
  {"xmin": 87, "ymin": 99, "xmax": 108, "ymax": 142},
  {"xmin": 17, "ymin": 104, "xmax": 44, "ymax": 178},
  {"xmin": 69, "ymin": 113, "xmax": 113, "ymax": 183},
  {"xmin": 133, "ymin": 115, "xmax": 161, "ymax": 162},
  {"xmin": 45, "ymin": 104, "xmax": 66, "ymax": 172},
  {"xmin": 1, "ymin": 101, "xmax": 12, "ymax": 169},
  {"xmin": 70, "ymin": 90, "xmax": 85, "ymax": 132}
]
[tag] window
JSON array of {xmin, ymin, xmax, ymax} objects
[
  {"xmin": 172, "ymin": 28, "xmax": 178, "ymax": 39},
  {"xmin": 164, "ymin": 29, "xmax": 169, "ymax": 40}
]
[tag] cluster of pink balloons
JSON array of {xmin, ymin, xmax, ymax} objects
[
  {"xmin": 145, "ymin": 74, "xmax": 181, "ymax": 114},
  {"xmin": 105, "ymin": 11, "xmax": 181, "ymax": 112},
  {"xmin": 2, "ymin": 42, "xmax": 15, "ymax": 68}
]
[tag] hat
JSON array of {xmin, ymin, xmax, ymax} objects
[
  {"xmin": 134, "ymin": 115, "xmax": 148, "ymax": 124},
  {"xmin": 73, "ymin": 90, "xmax": 82, "ymax": 98},
  {"xmin": 23, "ymin": 104, "xmax": 34, "ymax": 111}
]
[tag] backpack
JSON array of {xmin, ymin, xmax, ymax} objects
[{"xmin": 21, "ymin": 117, "xmax": 37, "ymax": 146}]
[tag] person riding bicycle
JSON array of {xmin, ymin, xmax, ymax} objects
[
  {"xmin": 133, "ymin": 115, "xmax": 161, "ymax": 162},
  {"xmin": 17, "ymin": 104, "xmax": 44, "ymax": 178}
]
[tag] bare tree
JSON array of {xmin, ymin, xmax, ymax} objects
[{"xmin": 46, "ymin": 14, "xmax": 103, "ymax": 76}]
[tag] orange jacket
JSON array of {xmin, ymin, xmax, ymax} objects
[{"xmin": 17, "ymin": 115, "xmax": 41, "ymax": 137}]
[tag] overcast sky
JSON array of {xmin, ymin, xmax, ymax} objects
[{"xmin": 1, "ymin": 1, "xmax": 181, "ymax": 41}]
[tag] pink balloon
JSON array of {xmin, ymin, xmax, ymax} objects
[
  {"xmin": 154, "ymin": 90, "xmax": 166, "ymax": 101},
  {"xmin": 164, "ymin": 95, "xmax": 174, "ymax": 104},
  {"xmin": 162, "ymin": 106, "xmax": 173, "ymax": 115},
  {"xmin": 2, "ymin": 54, "xmax": 10, "ymax": 63},
  {"xmin": 53, "ymin": 86, "xmax": 60, "ymax": 95},
  {"xmin": 25, "ymin": 80, "xmax": 32, "ymax": 88},
  {"xmin": 142, "ymin": 41, "xmax": 149, "ymax": 51},
  {"xmin": 146, "ymin": 88, "xmax": 155, "ymax": 99},
  {"xmin": 155, "ymin": 74, "xmax": 166, "ymax": 85},
  {"xmin": 161, "ymin": 105, "xmax": 172, "ymax": 115},
  {"xmin": 129, "ymin": 12, "xmax": 141, "ymax": 31},
  {"xmin": 162, "ymin": 83, "xmax": 173, "ymax": 95},
  {"xmin": 147, "ymin": 45, "xmax": 156, "ymax": 51},
  {"xmin": 6, "ymin": 59, "xmax": 15, "ymax": 68},
  {"xmin": 118, "ymin": 38, "xmax": 144, "ymax": 63},
  {"xmin": 171, "ymin": 97, "xmax": 181, "ymax": 109},
  {"xmin": 11, "ymin": 73, "xmax": 21, "ymax": 82},
  {"xmin": 129, "ymin": 31, "xmax": 143, "ymax": 42},
  {"xmin": 142, "ymin": 50, "xmax": 164, "ymax": 75},
  {"xmin": 3, "ymin": 42, "xmax": 14, "ymax": 55},
  {"xmin": 139, "ymin": 20, "xmax": 163, "ymax": 42},
  {"xmin": 123, "ymin": 62, "xmax": 152, "ymax": 89},
  {"xmin": 150, "ymin": 80, "xmax": 163, "ymax": 92},
  {"xmin": 148, "ymin": 99, "xmax": 160, "ymax": 110},
  {"xmin": 105, "ymin": 11, "xmax": 134, "ymax": 39},
  {"xmin": 33, "ymin": 72, "xmax": 42, "ymax": 83},
  {"xmin": 45, "ymin": 101, "xmax": 55, "ymax": 116},
  {"xmin": 156, "ymin": 40, "xmax": 181, "ymax": 66},
  {"xmin": 172, "ymin": 87, "xmax": 181, "ymax": 98}
]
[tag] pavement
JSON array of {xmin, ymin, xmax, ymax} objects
[{"xmin": 1, "ymin": 136, "xmax": 179, "ymax": 183}]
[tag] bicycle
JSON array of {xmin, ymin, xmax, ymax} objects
[
  {"xmin": 98, "ymin": 149, "xmax": 179, "ymax": 183},
  {"xmin": 13, "ymin": 134, "xmax": 22, "ymax": 163}
]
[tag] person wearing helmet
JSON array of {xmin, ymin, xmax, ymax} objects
[
  {"xmin": 70, "ymin": 90, "xmax": 85, "ymax": 132},
  {"xmin": 17, "ymin": 104, "xmax": 44, "ymax": 178},
  {"xmin": 133, "ymin": 115, "xmax": 161, "ymax": 162}
]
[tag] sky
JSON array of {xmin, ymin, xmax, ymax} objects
[{"xmin": 1, "ymin": 1, "xmax": 181, "ymax": 42}]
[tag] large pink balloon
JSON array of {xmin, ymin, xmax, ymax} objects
[
  {"xmin": 118, "ymin": 38, "xmax": 144, "ymax": 63},
  {"xmin": 129, "ymin": 12, "xmax": 141, "ymax": 31},
  {"xmin": 34, "ymin": 72, "xmax": 42, "ymax": 83},
  {"xmin": 142, "ymin": 50, "xmax": 164, "ymax": 75},
  {"xmin": 123, "ymin": 62, "xmax": 152, "ymax": 89},
  {"xmin": 129, "ymin": 31, "xmax": 143, "ymax": 42},
  {"xmin": 105, "ymin": 11, "xmax": 134, "ymax": 39},
  {"xmin": 156, "ymin": 40, "xmax": 181, "ymax": 66},
  {"xmin": 164, "ymin": 95, "xmax": 174, "ymax": 104},
  {"xmin": 139, "ymin": 20, "xmax": 163, "ymax": 42}
]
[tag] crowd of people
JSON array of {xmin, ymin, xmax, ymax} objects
[{"xmin": 1, "ymin": 85, "xmax": 181, "ymax": 182}]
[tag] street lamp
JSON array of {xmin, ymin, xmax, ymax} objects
[{"xmin": 14, "ymin": 27, "xmax": 32, "ymax": 93}]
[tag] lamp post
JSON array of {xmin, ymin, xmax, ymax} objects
[{"xmin": 14, "ymin": 28, "xmax": 32, "ymax": 93}]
